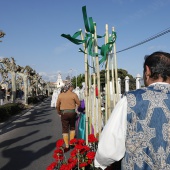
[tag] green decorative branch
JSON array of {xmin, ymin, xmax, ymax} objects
[{"xmin": 61, "ymin": 6, "xmax": 116, "ymax": 65}]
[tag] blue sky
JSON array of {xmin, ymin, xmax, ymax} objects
[{"xmin": 0, "ymin": 0, "xmax": 170, "ymax": 82}]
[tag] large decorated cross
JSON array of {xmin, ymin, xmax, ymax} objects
[{"xmin": 61, "ymin": 6, "xmax": 119, "ymax": 143}]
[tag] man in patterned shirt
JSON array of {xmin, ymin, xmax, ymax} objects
[{"xmin": 95, "ymin": 51, "xmax": 170, "ymax": 170}]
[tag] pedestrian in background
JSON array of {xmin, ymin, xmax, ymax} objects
[
  {"xmin": 18, "ymin": 89, "xmax": 23, "ymax": 100},
  {"xmin": 6, "ymin": 89, "xmax": 11, "ymax": 101},
  {"xmin": 56, "ymin": 82, "xmax": 80, "ymax": 152},
  {"xmin": 95, "ymin": 51, "xmax": 170, "ymax": 170},
  {"xmin": 0, "ymin": 87, "xmax": 4, "ymax": 105}
]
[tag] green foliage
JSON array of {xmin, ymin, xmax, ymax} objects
[
  {"xmin": 0, "ymin": 103, "xmax": 25, "ymax": 122},
  {"xmin": 118, "ymin": 69, "xmax": 136, "ymax": 94},
  {"xmin": 71, "ymin": 74, "xmax": 85, "ymax": 88},
  {"xmin": 71, "ymin": 69, "xmax": 136, "ymax": 93}
]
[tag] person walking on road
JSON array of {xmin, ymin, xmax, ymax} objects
[
  {"xmin": 6, "ymin": 89, "xmax": 11, "ymax": 101},
  {"xmin": 56, "ymin": 82, "xmax": 80, "ymax": 152},
  {"xmin": 0, "ymin": 87, "xmax": 4, "ymax": 105}
]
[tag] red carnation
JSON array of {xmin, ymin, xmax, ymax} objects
[
  {"xmin": 87, "ymin": 159, "xmax": 93, "ymax": 164},
  {"xmin": 88, "ymin": 134, "xmax": 98, "ymax": 143},
  {"xmin": 82, "ymin": 145, "xmax": 90, "ymax": 151},
  {"xmin": 70, "ymin": 149, "xmax": 77, "ymax": 157},
  {"xmin": 70, "ymin": 138, "xmax": 77, "ymax": 145},
  {"xmin": 60, "ymin": 164, "xmax": 72, "ymax": 170},
  {"xmin": 78, "ymin": 145, "xmax": 90, "ymax": 154},
  {"xmin": 56, "ymin": 139, "xmax": 64, "ymax": 148},
  {"xmin": 79, "ymin": 162, "xmax": 88, "ymax": 168},
  {"xmin": 68, "ymin": 159, "xmax": 77, "ymax": 168},
  {"xmin": 68, "ymin": 157, "xmax": 77, "ymax": 163},
  {"xmin": 46, "ymin": 162, "xmax": 57, "ymax": 170},
  {"xmin": 54, "ymin": 149, "xmax": 63, "ymax": 154},
  {"xmin": 53, "ymin": 153, "xmax": 64, "ymax": 161},
  {"xmin": 75, "ymin": 144, "xmax": 84, "ymax": 150},
  {"xmin": 86, "ymin": 151, "xmax": 96, "ymax": 159},
  {"xmin": 77, "ymin": 139, "xmax": 85, "ymax": 145}
]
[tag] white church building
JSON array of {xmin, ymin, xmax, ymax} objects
[{"xmin": 53, "ymin": 73, "xmax": 65, "ymax": 88}]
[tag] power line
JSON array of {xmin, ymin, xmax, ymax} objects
[{"xmin": 114, "ymin": 27, "xmax": 170, "ymax": 54}]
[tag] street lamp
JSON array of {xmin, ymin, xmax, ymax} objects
[{"xmin": 70, "ymin": 69, "xmax": 77, "ymax": 88}]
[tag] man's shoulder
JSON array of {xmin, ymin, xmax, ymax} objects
[
  {"xmin": 126, "ymin": 88, "xmax": 146, "ymax": 94},
  {"xmin": 124, "ymin": 88, "xmax": 147, "ymax": 99},
  {"xmin": 72, "ymin": 91, "xmax": 78, "ymax": 96},
  {"xmin": 67, "ymin": 90, "xmax": 76, "ymax": 94},
  {"xmin": 68, "ymin": 91, "xmax": 78, "ymax": 97},
  {"xmin": 58, "ymin": 93, "xmax": 64, "ymax": 98}
]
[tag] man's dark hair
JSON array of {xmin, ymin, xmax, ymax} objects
[{"xmin": 143, "ymin": 51, "xmax": 170, "ymax": 81}]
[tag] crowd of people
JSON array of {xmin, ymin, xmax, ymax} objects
[{"xmin": 0, "ymin": 87, "xmax": 24, "ymax": 105}]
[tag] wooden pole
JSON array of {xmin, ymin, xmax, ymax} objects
[
  {"xmin": 80, "ymin": 30, "xmax": 89, "ymax": 144},
  {"xmin": 105, "ymin": 24, "xmax": 111, "ymax": 120},
  {"xmin": 104, "ymin": 36, "xmax": 108, "ymax": 123},
  {"xmin": 111, "ymin": 51, "xmax": 116, "ymax": 108},
  {"xmin": 93, "ymin": 73, "xmax": 96, "ymax": 135},
  {"xmin": 94, "ymin": 23, "xmax": 102, "ymax": 136},
  {"xmin": 88, "ymin": 58, "xmax": 92, "ymax": 134},
  {"xmin": 112, "ymin": 27, "xmax": 119, "ymax": 103}
]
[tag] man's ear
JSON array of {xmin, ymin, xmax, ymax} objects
[{"xmin": 145, "ymin": 65, "xmax": 151, "ymax": 77}]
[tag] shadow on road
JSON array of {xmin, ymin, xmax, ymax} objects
[
  {"xmin": 0, "ymin": 97, "xmax": 60, "ymax": 170},
  {"xmin": 0, "ymin": 99, "xmax": 56, "ymax": 135},
  {"xmin": 0, "ymin": 131, "xmax": 55, "ymax": 170}
]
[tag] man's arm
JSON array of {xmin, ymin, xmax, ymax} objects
[
  {"xmin": 56, "ymin": 95, "xmax": 61, "ymax": 115},
  {"xmin": 94, "ymin": 96, "xmax": 127, "ymax": 169},
  {"xmin": 74, "ymin": 94, "xmax": 81, "ymax": 107}
]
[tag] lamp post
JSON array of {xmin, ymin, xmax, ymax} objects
[
  {"xmin": 68, "ymin": 69, "xmax": 72, "ymax": 81},
  {"xmin": 70, "ymin": 69, "xmax": 77, "ymax": 88}
]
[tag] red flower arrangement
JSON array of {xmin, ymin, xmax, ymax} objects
[{"xmin": 47, "ymin": 134, "xmax": 99, "ymax": 170}]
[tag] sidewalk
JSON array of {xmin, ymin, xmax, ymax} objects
[
  {"xmin": 0, "ymin": 97, "xmax": 50, "ymax": 130},
  {"xmin": 3, "ymin": 98, "xmax": 25, "ymax": 105}
]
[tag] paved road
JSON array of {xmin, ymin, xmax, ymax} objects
[{"xmin": 0, "ymin": 97, "xmax": 65, "ymax": 170}]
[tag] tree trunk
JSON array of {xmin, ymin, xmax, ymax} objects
[
  {"xmin": 23, "ymin": 75, "xmax": 28, "ymax": 105},
  {"xmin": 11, "ymin": 72, "xmax": 16, "ymax": 103}
]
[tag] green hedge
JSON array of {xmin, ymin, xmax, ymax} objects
[
  {"xmin": 0, "ymin": 103, "xmax": 25, "ymax": 122},
  {"xmin": 0, "ymin": 95, "xmax": 47, "ymax": 123},
  {"xmin": 28, "ymin": 95, "xmax": 47, "ymax": 104},
  {"xmin": 28, "ymin": 96, "xmax": 39, "ymax": 104}
]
